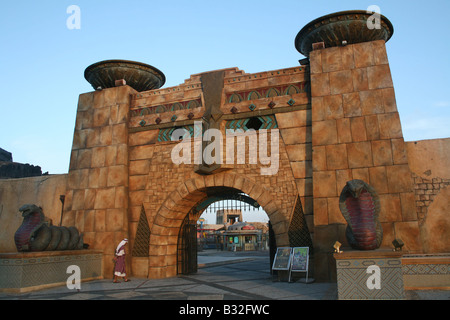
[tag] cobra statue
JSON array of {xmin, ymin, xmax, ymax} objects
[
  {"xmin": 14, "ymin": 204, "xmax": 84, "ymax": 252},
  {"xmin": 339, "ymin": 180, "xmax": 383, "ymax": 250}
]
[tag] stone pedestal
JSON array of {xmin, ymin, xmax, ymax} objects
[
  {"xmin": 402, "ymin": 254, "xmax": 450, "ymax": 290},
  {"xmin": 334, "ymin": 249, "xmax": 404, "ymax": 300},
  {"xmin": 0, "ymin": 250, "xmax": 103, "ymax": 293}
]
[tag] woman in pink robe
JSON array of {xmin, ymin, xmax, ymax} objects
[{"xmin": 113, "ymin": 239, "xmax": 130, "ymax": 283}]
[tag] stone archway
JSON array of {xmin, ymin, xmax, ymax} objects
[{"xmin": 147, "ymin": 172, "xmax": 289, "ymax": 279}]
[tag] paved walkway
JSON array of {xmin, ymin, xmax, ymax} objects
[{"xmin": 0, "ymin": 250, "xmax": 448, "ymax": 301}]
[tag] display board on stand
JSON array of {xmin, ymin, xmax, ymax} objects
[
  {"xmin": 289, "ymin": 247, "xmax": 310, "ymax": 283},
  {"xmin": 272, "ymin": 247, "xmax": 292, "ymax": 271},
  {"xmin": 272, "ymin": 246, "xmax": 312, "ymax": 283}
]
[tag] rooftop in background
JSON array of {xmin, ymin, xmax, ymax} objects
[{"xmin": 0, "ymin": 148, "xmax": 45, "ymax": 179}]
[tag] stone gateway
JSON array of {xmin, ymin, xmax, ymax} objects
[
  {"xmin": 1, "ymin": 10, "xmax": 448, "ymax": 286},
  {"xmin": 59, "ymin": 10, "xmax": 426, "ymax": 281}
]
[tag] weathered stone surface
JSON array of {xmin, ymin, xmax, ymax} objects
[
  {"xmin": 367, "ymin": 64, "xmax": 394, "ymax": 90},
  {"xmin": 94, "ymin": 187, "xmax": 116, "ymax": 209},
  {"xmin": 329, "ymin": 70, "xmax": 353, "ymax": 95},
  {"xmin": 399, "ymin": 192, "xmax": 418, "ymax": 221},
  {"xmin": 419, "ymin": 187, "xmax": 450, "ymax": 252},
  {"xmin": 290, "ymin": 161, "xmax": 312, "ymax": 179},
  {"xmin": 312, "ymin": 120, "xmax": 337, "ymax": 146},
  {"xmin": 371, "ymin": 140, "xmax": 393, "ymax": 166},
  {"xmin": 313, "ymin": 171, "xmax": 337, "ymax": 197},
  {"xmin": 351, "ymin": 168, "xmax": 369, "ymax": 182},
  {"xmin": 364, "ymin": 115, "xmax": 380, "ymax": 140},
  {"xmin": 336, "ymin": 169, "xmax": 352, "ymax": 191},
  {"xmin": 343, "ymin": 92, "xmax": 362, "ymax": 117},
  {"xmin": 326, "ymin": 144, "xmax": 348, "ymax": 170},
  {"xmin": 328, "ymin": 196, "xmax": 345, "ymax": 224},
  {"xmin": 313, "ymin": 198, "xmax": 328, "ymax": 226},
  {"xmin": 359, "ymin": 90, "xmax": 385, "ymax": 115},
  {"xmin": 323, "ymin": 94, "xmax": 343, "ymax": 120},
  {"xmin": 336, "ymin": 118, "xmax": 352, "ymax": 143},
  {"xmin": 394, "ymin": 221, "xmax": 422, "ymax": 252},
  {"xmin": 406, "ymin": 138, "xmax": 450, "ymax": 179},
  {"xmin": 350, "ymin": 117, "xmax": 367, "ymax": 142},
  {"xmin": 353, "ymin": 41, "xmax": 374, "ymax": 68},
  {"xmin": 385, "ymin": 165, "xmax": 414, "ymax": 193},
  {"xmin": 347, "ymin": 141, "xmax": 373, "ymax": 168},
  {"xmin": 379, "ymin": 194, "xmax": 402, "ymax": 222},
  {"xmin": 368, "ymin": 166, "xmax": 389, "ymax": 194},
  {"xmin": 275, "ymin": 109, "xmax": 309, "ymax": 128},
  {"xmin": 285, "ymin": 143, "xmax": 312, "ymax": 161},
  {"xmin": 280, "ymin": 127, "xmax": 311, "ymax": 145},
  {"xmin": 311, "ymin": 73, "xmax": 330, "ymax": 97},
  {"xmin": 312, "ymin": 145, "xmax": 327, "ymax": 172},
  {"xmin": 351, "ymin": 68, "xmax": 369, "ymax": 92}
]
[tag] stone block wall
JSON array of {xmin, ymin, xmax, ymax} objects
[
  {"xmin": 309, "ymin": 40, "xmax": 422, "ymax": 280},
  {"xmin": 0, "ymin": 50, "xmax": 447, "ymax": 283},
  {"xmin": 406, "ymin": 138, "xmax": 450, "ymax": 253},
  {"xmin": 0, "ymin": 174, "xmax": 68, "ymax": 252},
  {"xmin": 412, "ymin": 174, "xmax": 450, "ymax": 221},
  {"xmin": 3, "ymin": 38, "xmax": 439, "ymax": 282},
  {"xmin": 127, "ymin": 67, "xmax": 311, "ymax": 278},
  {"xmin": 58, "ymin": 45, "xmax": 438, "ymax": 281},
  {"xmin": 58, "ymin": 66, "xmax": 316, "ymax": 279},
  {"xmin": 63, "ymin": 86, "xmax": 136, "ymax": 276}
]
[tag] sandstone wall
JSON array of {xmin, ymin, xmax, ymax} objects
[
  {"xmin": 128, "ymin": 67, "xmax": 310, "ymax": 278},
  {"xmin": 62, "ymin": 86, "xmax": 136, "ymax": 277},
  {"xmin": 1, "ymin": 45, "xmax": 447, "ymax": 283},
  {"xmin": 406, "ymin": 138, "xmax": 450, "ymax": 253},
  {"xmin": 309, "ymin": 40, "xmax": 421, "ymax": 279},
  {"xmin": 0, "ymin": 174, "xmax": 67, "ymax": 252}
]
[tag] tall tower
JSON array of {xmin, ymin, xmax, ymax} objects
[
  {"xmin": 295, "ymin": 11, "xmax": 420, "ymax": 280},
  {"xmin": 63, "ymin": 60, "xmax": 165, "ymax": 276}
]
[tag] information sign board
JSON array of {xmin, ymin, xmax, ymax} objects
[{"xmin": 272, "ymin": 247, "xmax": 292, "ymax": 271}]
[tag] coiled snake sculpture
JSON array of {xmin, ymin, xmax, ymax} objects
[
  {"xmin": 14, "ymin": 204, "xmax": 84, "ymax": 252},
  {"xmin": 339, "ymin": 180, "xmax": 383, "ymax": 250}
]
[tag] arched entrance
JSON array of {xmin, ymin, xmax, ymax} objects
[
  {"xmin": 147, "ymin": 172, "xmax": 290, "ymax": 279},
  {"xmin": 176, "ymin": 186, "xmax": 269, "ymax": 275}
]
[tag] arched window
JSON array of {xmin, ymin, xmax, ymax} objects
[
  {"xmin": 247, "ymin": 91, "xmax": 261, "ymax": 100},
  {"xmin": 171, "ymin": 102, "xmax": 184, "ymax": 111},
  {"xmin": 155, "ymin": 105, "xmax": 166, "ymax": 113},
  {"xmin": 140, "ymin": 108, "xmax": 152, "ymax": 116},
  {"xmin": 284, "ymin": 85, "xmax": 300, "ymax": 96},
  {"xmin": 187, "ymin": 100, "xmax": 200, "ymax": 109},
  {"xmin": 228, "ymin": 93, "xmax": 243, "ymax": 103},
  {"xmin": 266, "ymin": 88, "xmax": 280, "ymax": 98}
]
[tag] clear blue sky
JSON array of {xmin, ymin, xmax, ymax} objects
[{"xmin": 1, "ymin": 0, "xmax": 449, "ymax": 179}]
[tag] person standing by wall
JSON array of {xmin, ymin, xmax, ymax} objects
[{"xmin": 113, "ymin": 239, "xmax": 130, "ymax": 283}]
